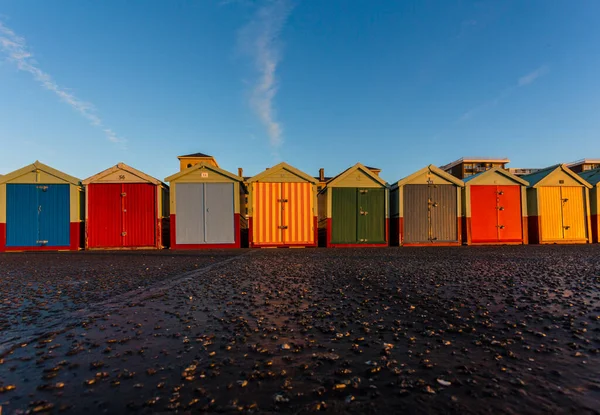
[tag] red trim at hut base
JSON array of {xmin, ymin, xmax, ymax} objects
[
  {"xmin": 169, "ymin": 214, "xmax": 242, "ymax": 249},
  {"xmin": 0, "ymin": 222, "xmax": 80, "ymax": 252}
]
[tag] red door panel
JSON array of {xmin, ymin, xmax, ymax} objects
[
  {"xmin": 470, "ymin": 185, "xmax": 499, "ymax": 242},
  {"xmin": 123, "ymin": 184, "xmax": 156, "ymax": 247},
  {"xmin": 88, "ymin": 184, "xmax": 123, "ymax": 248},
  {"xmin": 497, "ymin": 185, "xmax": 522, "ymax": 242}
]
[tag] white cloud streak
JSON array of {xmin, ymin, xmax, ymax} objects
[
  {"xmin": 0, "ymin": 21, "xmax": 123, "ymax": 144},
  {"xmin": 239, "ymin": 0, "xmax": 292, "ymax": 149},
  {"xmin": 459, "ymin": 65, "xmax": 549, "ymax": 122}
]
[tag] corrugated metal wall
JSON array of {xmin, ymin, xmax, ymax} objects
[
  {"xmin": 561, "ymin": 187, "xmax": 586, "ymax": 240},
  {"xmin": 88, "ymin": 184, "xmax": 123, "ymax": 248},
  {"xmin": 430, "ymin": 185, "xmax": 457, "ymax": 242},
  {"xmin": 403, "ymin": 185, "xmax": 429, "ymax": 243},
  {"xmin": 123, "ymin": 183, "xmax": 156, "ymax": 247},
  {"xmin": 332, "ymin": 188, "xmax": 357, "ymax": 243},
  {"xmin": 175, "ymin": 183, "xmax": 205, "ymax": 244},
  {"xmin": 6, "ymin": 184, "xmax": 70, "ymax": 247}
]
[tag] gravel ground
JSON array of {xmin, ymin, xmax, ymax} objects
[{"xmin": 0, "ymin": 246, "xmax": 599, "ymax": 414}]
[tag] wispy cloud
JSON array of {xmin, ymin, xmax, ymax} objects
[
  {"xmin": 238, "ymin": 0, "xmax": 293, "ymax": 149},
  {"xmin": 0, "ymin": 21, "xmax": 124, "ymax": 144},
  {"xmin": 518, "ymin": 65, "xmax": 549, "ymax": 87},
  {"xmin": 459, "ymin": 65, "xmax": 549, "ymax": 122}
]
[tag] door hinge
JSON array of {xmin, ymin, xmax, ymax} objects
[
  {"xmin": 497, "ymin": 190, "xmax": 504, "ymax": 195},
  {"xmin": 278, "ymin": 225, "xmax": 288, "ymax": 229},
  {"xmin": 497, "ymin": 206, "xmax": 505, "ymax": 211},
  {"xmin": 278, "ymin": 199, "xmax": 288, "ymax": 202},
  {"xmin": 36, "ymin": 186, "xmax": 48, "ymax": 191},
  {"xmin": 36, "ymin": 240, "xmax": 48, "ymax": 244},
  {"xmin": 359, "ymin": 211, "xmax": 369, "ymax": 215},
  {"xmin": 497, "ymin": 225, "xmax": 505, "ymax": 229},
  {"xmin": 563, "ymin": 225, "xmax": 571, "ymax": 230},
  {"xmin": 359, "ymin": 189, "xmax": 368, "ymax": 194},
  {"xmin": 121, "ymin": 232, "xmax": 127, "ymax": 236},
  {"xmin": 121, "ymin": 192, "xmax": 127, "ymax": 197}
]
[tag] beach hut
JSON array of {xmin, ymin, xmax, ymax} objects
[
  {"xmin": 462, "ymin": 167, "xmax": 529, "ymax": 245},
  {"xmin": 317, "ymin": 163, "xmax": 389, "ymax": 247},
  {"xmin": 390, "ymin": 165, "xmax": 464, "ymax": 246},
  {"xmin": 165, "ymin": 163, "xmax": 247, "ymax": 249},
  {"xmin": 82, "ymin": 163, "xmax": 169, "ymax": 249},
  {"xmin": 579, "ymin": 168, "xmax": 600, "ymax": 243},
  {"xmin": 247, "ymin": 162, "xmax": 318, "ymax": 248},
  {"xmin": 0, "ymin": 161, "xmax": 82, "ymax": 251},
  {"xmin": 522, "ymin": 164, "xmax": 592, "ymax": 244}
]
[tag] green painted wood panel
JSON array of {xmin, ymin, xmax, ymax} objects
[
  {"xmin": 358, "ymin": 188, "xmax": 385, "ymax": 242},
  {"xmin": 331, "ymin": 188, "xmax": 357, "ymax": 243}
]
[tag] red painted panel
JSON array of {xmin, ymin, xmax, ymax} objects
[
  {"xmin": 87, "ymin": 184, "xmax": 123, "ymax": 248},
  {"xmin": 70, "ymin": 222, "xmax": 81, "ymax": 250},
  {"xmin": 0, "ymin": 222, "xmax": 6, "ymax": 252},
  {"xmin": 497, "ymin": 185, "xmax": 523, "ymax": 242},
  {"xmin": 170, "ymin": 213, "xmax": 242, "ymax": 249},
  {"xmin": 470, "ymin": 185, "xmax": 499, "ymax": 243},
  {"xmin": 123, "ymin": 183, "xmax": 156, "ymax": 247}
]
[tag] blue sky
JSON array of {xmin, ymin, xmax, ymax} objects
[{"xmin": 1, "ymin": 0, "xmax": 599, "ymax": 183}]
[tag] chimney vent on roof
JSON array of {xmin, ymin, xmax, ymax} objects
[{"xmin": 238, "ymin": 167, "xmax": 243, "ymax": 177}]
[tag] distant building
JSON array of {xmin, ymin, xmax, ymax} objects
[
  {"xmin": 567, "ymin": 159, "xmax": 600, "ymax": 173},
  {"xmin": 440, "ymin": 157, "xmax": 510, "ymax": 179},
  {"xmin": 507, "ymin": 167, "xmax": 542, "ymax": 176}
]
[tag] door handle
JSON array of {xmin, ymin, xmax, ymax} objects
[{"xmin": 38, "ymin": 205, "xmax": 42, "ymax": 213}]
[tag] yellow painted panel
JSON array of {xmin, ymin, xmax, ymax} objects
[
  {"xmin": 9, "ymin": 171, "xmax": 72, "ymax": 184},
  {"xmin": 172, "ymin": 169, "xmax": 236, "ymax": 183},
  {"xmin": 333, "ymin": 170, "xmax": 383, "ymax": 188},
  {"xmin": 539, "ymin": 187, "xmax": 563, "ymax": 241},
  {"xmin": 92, "ymin": 169, "xmax": 152, "ymax": 183},
  {"xmin": 404, "ymin": 171, "xmax": 455, "ymax": 186},
  {"xmin": 539, "ymin": 169, "xmax": 582, "ymax": 187},
  {"xmin": 69, "ymin": 185, "xmax": 83, "ymax": 222},
  {"xmin": 282, "ymin": 182, "xmax": 314, "ymax": 244},
  {"xmin": 467, "ymin": 170, "xmax": 520, "ymax": 186},
  {"xmin": 0, "ymin": 183, "xmax": 5, "ymax": 222},
  {"xmin": 258, "ymin": 168, "xmax": 309, "ymax": 183},
  {"xmin": 561, "ymin": 187, "xmax": 587, "ymax": 240},
  {"xmin": 252, "ymin": 182, "xmax": 283, "ymax": 244}
]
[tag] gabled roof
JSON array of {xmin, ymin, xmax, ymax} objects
[
  {"xmin": 463, "ymin": 167, "xmax": 529, "ymax": 186},
  {"xmin": 178, "ymin": 152, "xmax": 212, "ymax": 158},
  {"xmin": 324, "ymin": 163, "xmax": 387, "ymax": 190},
  {"xmin": 0, "ymin": 161, "xmax": 80, "ymax": 185},
  {"xmin": 247, "ymin": 162, "xmax": 317, "ymax": 184},
  {"xmin": 578, "ymin": 168, "xmax": 600, "ymax": 187},
  {"xmin": 82, "ymin": 163, "xmax": 164, "ymax": 186},
  {"xmin": 393, "ymin": 164, "xmax": 465, "ymax": 188},
  {"xmin": 521, "ymin": 164, "xmax": 592, "ymax": 188},
  {"xmin": 164, "ymin": 162, "xmax": 243, "ymax": 183}
]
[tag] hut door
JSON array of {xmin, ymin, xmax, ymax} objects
[
  {"xmin": 37, "ymin": 184, "xmax": 70, "ymax": 247},
  {"xmin": 539, "ymin": 187, "xmax": 564, "ymax": 241},
  {"xmin": 357, "ymin": 188, "xmax": 385, "ymax": 243},
  {"xmin": 331, "ymin": 188, "xmax": 358, "ymax": 243},
  {"xmin": 252, "ymin": 182, "xmax": 283, "ymax": 245},
  {"xmin": 470, "ymin": 185, "xmax": 499, "ymax": 242},
  {"xmin": 204, "ymin": 183, "xmax": 235, "ymax": 243},
  {"xmin": 497, "ymin": 185, "xmax": 523, "ymax": 242},
  {"xmin": 403, "ymin": 185, "xmax": 429, "ymax": 243},
  {"xmin": 122, "ymin": 184, "xmax": 156, "ymax": 247},
  {"xmin": 175, "ymin": 183, "xmax": 205, "ymax": 244},
  {"xmin": 561, "ymin": 187, "xmax": 586, "ymax": 241},
  {"xmin": 281, "ymin": 182, "xmax": 314, "ymax": 244},
  {"xmin": 429, "ymin": 185, "xmax": 457, "ymax": 242}
]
